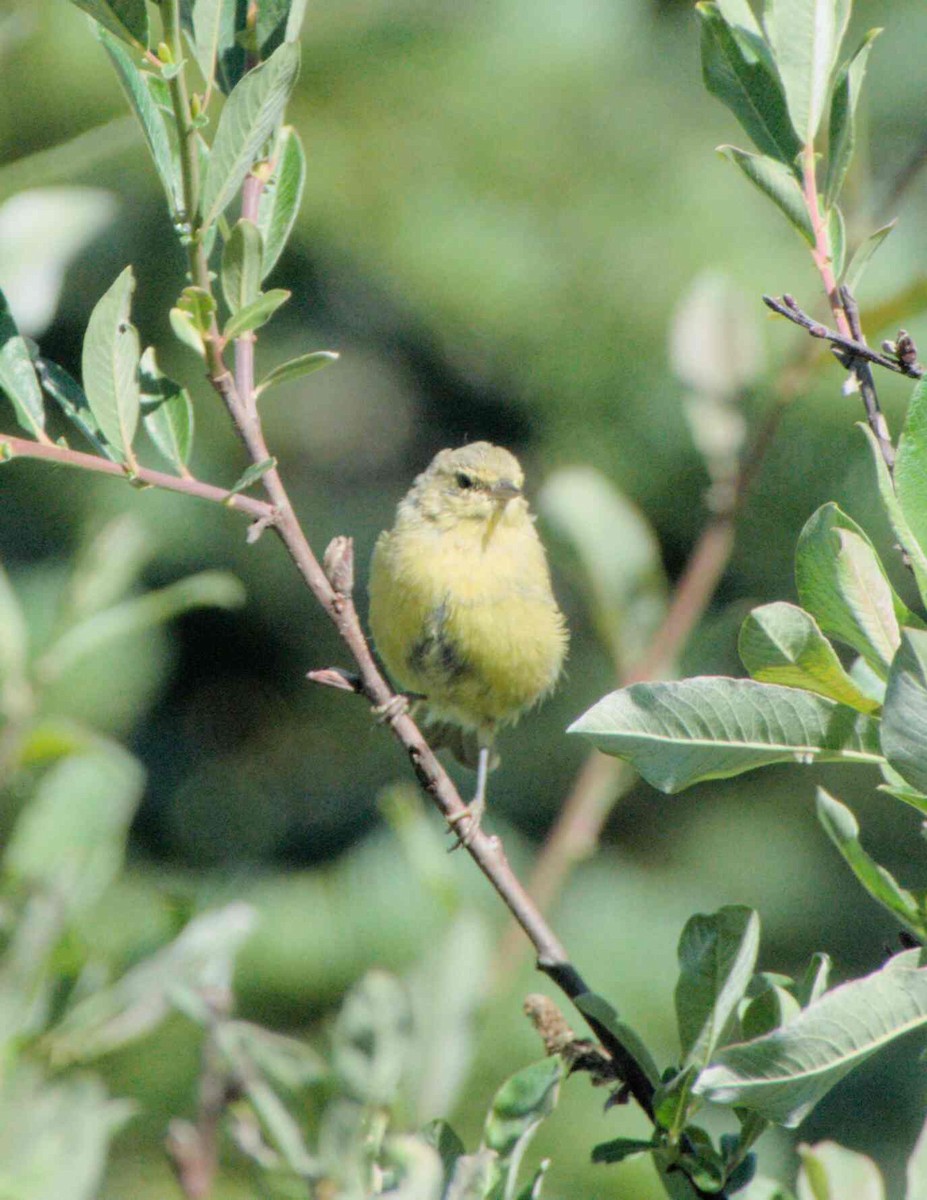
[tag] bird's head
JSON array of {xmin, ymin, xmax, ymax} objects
[{"xmin": 409, "ymin": 442, "xmax": 527, "ymax": 527}]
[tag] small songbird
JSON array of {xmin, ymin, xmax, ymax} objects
[{"xmin": 368, "ymin": 442, "xmax": 568, "ymax": 838}]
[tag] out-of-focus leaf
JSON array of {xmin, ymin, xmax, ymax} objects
[
  {"xmin": 842, "ymin": 222, "xmax": 896, "ymax": 294},
  {"xmin": 37, "ymin": 571, "xmax": 245, "ymax": 681},
  {"xmin": 882, "ymin": 630, "xmax": 927, "ymax": 796},
  {"xmin": 236, "ymin": 1072, "xmax": 316, "ymax": 1174},
  {"xmin": 221, "ymin": 219, "xmax": 264, "ymax": 313},
  {"xmin": 569, "ymin": 677, "xmax": 883, "ymax": 793},
  {"xmin": 380, "ymin": 1136, "xmax": 445, "ymax": 1200},
  {"xmin": 762, "ymin": 0, "xmax": 850, "ymax": 143},
  {"xmin": 446, "ymin": 1150, "xmax": 499, "ymax": 1200},
  {"xmin": 139, "ymin": 346, "xmax": 194, "ymax": 471},
  {"xmin": 514, "ymin": 1159, "xmax": 549, "ymax": 1200},
  {"xmin": 539, "ymin": 465, "xmax": 667, "ymax": 670},
  {"xmin": 698, "ymin": 4, "xmax": 800, "ymax": 165},
  {"xmin": 201, "ymin": 42, "xmax": 300, "ymax": 229},
  {"xmin": 5, "ymin": 740, "xmax": 143, "ymax": 917},
  {"xmin": 0, "ymin": 1063, "xmax": 133, "ymax": 1200},
  {"xmin": 0, "ymin": 188, "xmax": 117, "ymax": 338},
  {"xmin": 217, "ymin": 1020, "xmax": 326, "ymax": 1093},
  {"xmin": 908, "ymin": 1111, "xmax": 927, "ymax": 1200},
  {"xmin": 676, "ymin": 906, "xmax": 760, "ymax": 1069},
  {"xmin": 482, "ymin": 1056, "xmax": 564, "ymax": 1198},
  {"xmin": 45, "ymin": 902, "xmax": 257, "ymax": 1064},
  {"xmin": 68, "ymin": 0, "xmax": 148, "ymax": 50},
  {"xmin": 816, "ymin": 789, "xmax": 923, "ymax": 937},
  {"xmin": 421, "ymin": 1120, "xmax": 467, "ymax": 1192},
  {"xmin": 223, "ymin": 288, "xmax": 290, "ymax": 339},
  {"xmin": 671, "ymin": 271, "xmax": 763, "ymax": 398},
  {"xmin": 255, "ymin": 350, "xmax": 339, "ymax": 399},
  {"xmin": 97, "ymin": 28, "xmax": 181, "ymax": 215},
  {"xmin": 36, "ymin": 358, "xmax": 114, "ymax": 458},
  {"xmin": 0, "ymin": 561, "xmax": 28, "ymax": 715},
  {"xmin": 591, "ymin": 1137, "xmax": 654, "ymax": 1164},
  {"xmin": 824, "ymin": 29, "xmax": 881, "ymax": 208},
  {"xmin": 81, "ymin": 266, "xmax": 140, "ymax": 464},
  {"xmin": 795, "ymin": 503, "xmax": 907, "ymax": 677},
  {"xmin": 796, "ymin": 1141, "xmax": 884, "ymax": 1200},
  {"xmin": 718, "ymin": 147, "xmax": 814, "ymax": 244},
  {"xmin": 738, "ymin": 602, "xmax": 880, "ymax": 712},
  {"xmin": 332, "ymin": 969, "xmax": 413, "ymax": 1106},
  {"xmin": 227, "ymin": 456, "xmax": 276, "ymax": 495},
  {"xmin": 859, "ymin": 423, "xmax": 927, "ymax": 604},
  {"xmin": 0, "ymin": 285, "xmax": 45, "ymax": 437},
  {"xmin": 694, "ymin": 948, "xmax": 927, "ymax": 1127},
  {"xmin": 257, "ymin": 124, "xmax": 306, "ymax": 277},
  {"xmin": 60, "ymin": 515, "xmax": 150, "ymax": 623}
]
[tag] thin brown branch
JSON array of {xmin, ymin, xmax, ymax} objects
[{"xmin": 0, "ymin": 434, "xmax": 275, "ymax": 522}]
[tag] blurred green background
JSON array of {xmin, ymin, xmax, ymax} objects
[{"xmin": 2, "ymin": 0, "xmax": 927, "ymax": 1194}]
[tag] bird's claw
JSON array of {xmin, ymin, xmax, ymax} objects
[
  {"xmin": 446, "ymin": 797, "xmax": 486, "ymax": 851},
  {"xmin": 373, "ymin": 694, "xmax": 411, "ymax": 724}
]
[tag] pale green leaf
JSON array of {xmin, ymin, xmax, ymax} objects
[
  {"xmin": 69, "ymin": 0, "xmax": 148, "ymax": 50},
  {"xmin": 882, "ymin": 629, "xmax": 927, "ymax": 796},
  {"xmin": 824, "ymin": 30, "xmax": 882, "ymax": 209},
  {"xmin": 739, "ymin": 601, "xmax": 880, "ymax": 712},
  {"xmin": 227, "ymin": 456, "xmax": 276, "ymax": 494},
  {"xmin": 221, "ymin": 219, "xmax": 263, "ymax": 313},
  {"xmin": 200, "ymin": 41, "xmax": 300, "ymax": 229},
  {"xmin": 894, "ymin": 378, "xmax": 927, "ymax": 571},
  {"xmin": 331, "ymin": 970, "xmax": 413, "ymax": 1107},
  {"xmin": 859, "ymin": 423, "xmax": 927, "ymax": 604},
  {"xmin": 816, "ymin": 789, "xmax": 923, "ymax": 937},
  {"xmin": 180, "ymin": 0, "xmax": 246, "ymax": 94},
  {"xmin": 763, "ymin": 0, "xmax": 851, "ymax": 142},
  {"xmin": 569, "ymin": 677, "xmax": 883, "ymax": 793},
  {"xmin": 481, "ymin": 1056, "xmax": 564, "ymax": 1197},
  {"xmin": 0, "ymin": 285, "xmax": 45, "ymax": 437},
  {"xmin": 694, "ymin": 948, "xmax": 927, "ymax": 1127},
  {"xmin": 797, "ymin": 1141, "xmax": 885, "ymax": 1200},
  {"xmin": 255, "ymin": 350, "xmax": 339, "ymax": 399},
  {"xmin": 843, "ymin": 221, "xmax": 896, "ymax": 293},
  {"xmin": 828, "ymin": 203, "xmax": 845, "ymax": 280},
  {"xmin": 907, "ymin": 1112, "xmax": 927, "ymax": 1200},
  {"xmin": 81, "ymin": 266, "xmax": 140, "ymax": 463},
  {"xmin": 169, "ymin": 306, "xmax": 206, "ymax": 358},
  {"xmin": 222, "ymin": 288, "xmax": 290, "ymax": 340},
  {"xmin": 257, "ymin": 124, "xmax": 306, "ymax": 277},
  {"xmin": 139, "ymin": 346, "xmax": 194, "ymax": 470},
  {"xmin": 795, "ymin": 503, "xmax": 904, "ymax": 677},
  {"xmin": 36, "ymin": 357, "xmax": 115, "ymax": 458},
  {"xmin": 718, "ymin": 147, "xmax": 814, "ymax": 243},
  {"xmin": 188, "ymin": 0, "xmax": 223, "ymax": 92}
]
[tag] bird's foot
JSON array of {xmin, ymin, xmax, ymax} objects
[
  {"xmin": 446, "ymin": 793, "xmax": 486, "ymax": 851},
  {"xmin": 373, "ymin": 694, "xmax": 411, "ymax": 724}
]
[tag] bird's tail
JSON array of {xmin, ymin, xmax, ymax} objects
[{"xmin": 423, "ymin": 717, "xmax": 499, "ymax": 772}]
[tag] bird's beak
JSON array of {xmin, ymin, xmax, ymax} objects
[{"xmin": 490, "ymin": 479, "xmax": 522, "ymax": 503}]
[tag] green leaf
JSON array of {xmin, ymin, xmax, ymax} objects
[
  {"xmin": 227, "ymin": 456, "xmax": 276, "ymax": 494},
  {"xmin": 81, "ymin": 265, "xmax": 141, "ymax": 464},
  {"xmin": 200, "ymin": 41, "xmax": 301, "ymax": 229},
  {"xmin": 738, "ymin": 602, "xmax": 880, "ymax": 712},
  {"xmin": 177, "ymin": 285, "xmax": 216, "ymax": 333},
  {"xmin": 762, "ymin": 0, "xmax": 851, "ymax": 142},
  {"xmin": 698, "ymin": 3, "xmax": 800, "ymax": 166},
  {"xmin": 795, "ymin": 503, "xmax": 906, "ymax": 678},
  {"xmin": 694, "ymin": 948, "xmax": 927, "ymax": 1127},
  {"xmin": 420, "ymin": 1119, "xmax": 467, "ymax": 1189},
  {"xmin": 908, "ymin": 1112, "xmax": 927, "ymax": 1200},
  {"xmin": 573, "ymin": 992, "xmax": 662, "ymax": 1087},
  {"xmin": 0, "ymin": 286, "xmax": 45, "ymax": 437},
  {"xmin": 895, "ymin": 378, "xmax": 927, "ymax": 569},
  {"xmin": 858, "ymin": 422, "xmax": 927, "ymax": 604},
  {"xmin": 878, "ymin": 762, "xmax": 927, "ymax": 816},
  {"xmin": 180, "ymin": 0, "xmax": 246, "ymax": 94},
  {"xmin": 538, "ymin": 465, "xmax": 668, "ymax": 672},
  {"xmin": 445, "ymin": 1150, "xmax": 499, "ymax": 1200},
  {"xmin": 591, "ymin": 1137, "xmax": 654, "ymax": 1164},
  {"xmin": 5, "ymin": 741, "xmax": 143, "ymax": 918},
  {"xmin": 569, "ymin": 677, "xmax": 883, "ymax": 793},
  {"xmin": 816, "ymin": 788, "xmax": 923, "ymax": 937},
  {"xmin": 139, "ymin": 346, "xmax": 194, "ymax": 471},
  {"xmin": 169, "ymin": 306, "xmax": 206, "ymax": 358},
  {"xmin": 45, "ymin": 903, "xmax": 257, "ymax": 1064},
  {"xmin": 69, "ymin": 0, "xmax": 148, "ymax": 50},
  {"xmin": 482, "ymin": 1057, "xmax": 563, "ymax": 1199},
  {"xmin": 676, "ymin": 906, "xmax": 760, "ymax": 1069},
  {"xmin": 824, "ymin": 30, "xmax": 882, "ymax": 208},
  {"xmin": 0, "ymin": 1064, "xmax": 133, "ymax": 1200},
  {"xmin": 255, "ymin": 350, "xmax": 339, "ymax": 399},
  {"xmin": 97, "ymin": 28, "xmax": 182, "ymax": 215},
  {"xmin": 843, "ymin": 221, "xmax": 896, "ymax": 294},
  {"xmin": 794, "ymin": 953, "xmax": 831, "ymax": 1008},
  {"xmin": 718, "ymin": 147, "xmax": 814, "ymax": 243},
  {"xmin": 186, "ymin": 0, "xmax": 223, "ymax": 93},
  {"xmin": 797, "ymin": 1141, "xmax": 885, "ymax": 1200},
  {"xmin": 36, "ymin": 358, "xmax": 116, "ymax": 459},
  {"xmin": 882, "ymin": 629, "xmax": 927, "ymax": 796},
  {"xmin": 379, "ymin": 1137, "xmax": 445, "ymax": 1200},
  {"xmin": 222, "ymin": 288, "xmax": 290, "ymax": 340},
  {"xmin": 742, "ymin": 984, "xmax": 801, "ymax": 1040},
  {"xmin": 331, "ymin": 970, "xmax": 413, "ymax": 1107},
  {"xmin": 37, "ymin": 571, "xmax": 245, "ymax": 681},
  {"xmin": 0, "ymin": 561, "xmax": 29, "ymax": 719},
  {"xmin": 828, "ymin": 203, "xmax": 845, "ymax": 280},
  {"xmin": 221, "ymin": 219, "xmax": 264, "ymax": 313},
  {"xmin": 257, "ymin": 124, "xmax": 306, "ymax": 277},
  {"xmin": 514, "ymin": 1161, "xmax": 549, "ymax": 1200}
]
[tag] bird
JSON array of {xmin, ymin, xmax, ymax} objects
[{"xmin": 368, "ymin": 441, "xmax": 568, "ymax": 840}]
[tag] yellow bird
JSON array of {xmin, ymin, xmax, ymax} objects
[{"xmin": 368, "ymin": 442, "xmax": 568, "ymax": 837}]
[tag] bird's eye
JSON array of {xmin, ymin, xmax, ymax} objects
[{"xmin": 455, "ymin": 472, "xmax": 474, "ymax": 490}]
